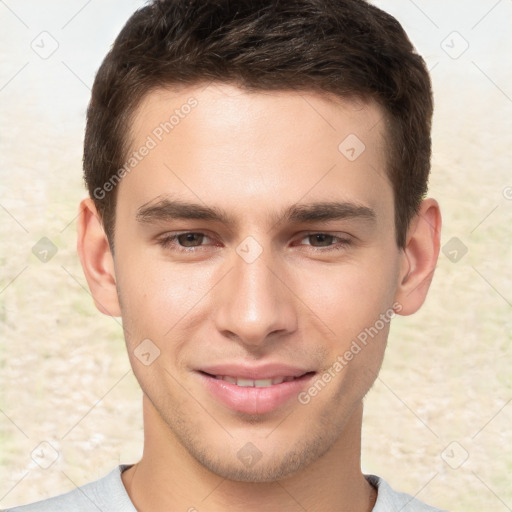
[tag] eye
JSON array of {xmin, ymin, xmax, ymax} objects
[
  {"xmin": 297, "ymin": 233, "xmax": 352, "ymax": 251},
  {"xmin": 158, "ymin": 232, "xmax": 212, "ymax": 251},
  {"xmin": 303, "ymin": 233, "xmax": 336, "ymax": 247},
  {"xmin": 176, "ymin": 232, "xmax": 207, "ymax": 247}
]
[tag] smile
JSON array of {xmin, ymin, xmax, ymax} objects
[
  {"xmin": 211, "ymin": 375, "xmax": 298, "ymax": 387},
  {"xmin": 198, "ymin": 370, "xmax": 316, "ymax": 414}
]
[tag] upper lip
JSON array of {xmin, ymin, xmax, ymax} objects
[{"xmin": 199, "ymin": 363, "xmax": 313, "ymax": 380}]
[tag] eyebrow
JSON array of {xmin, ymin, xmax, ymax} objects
[
  {"xmin": 137, "ymin": 198, "xmax": 229, "ymax": 224},
  {"xmin": 277, "ymin": 201, "xmax": 376, "ymax": 226},
  {"xmin": 136, "ymin": 196, "xmax": 376, "ymax": 228}
]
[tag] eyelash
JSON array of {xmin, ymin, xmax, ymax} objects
[{"xmin": 157, "ymin": 232, "xmax": 352, "ymax": 253}]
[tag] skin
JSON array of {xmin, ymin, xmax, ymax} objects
[{"xmin": 77, "ymin": 83, "xmax": 441, "ymax": 512}]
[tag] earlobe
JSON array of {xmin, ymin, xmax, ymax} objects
[
  {"xmin": 76, "ymin": 197, "xmax": 121, "ymax": 317},
  {"xmin": 394, "ymin": 198, "xmax": 442, "ymax": 316}
]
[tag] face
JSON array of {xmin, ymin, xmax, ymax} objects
[{"xmin": 111, "ymin": 84, "xmax": 403, "ymax": 481}]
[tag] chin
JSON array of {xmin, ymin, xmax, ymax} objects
[
  {"xmin": 189, "ymin": 432, "xmax": 335, "ymax": 483},
  {"xmin": 198, "ymin": 453, "xmax": 305, "ymax": 483}
]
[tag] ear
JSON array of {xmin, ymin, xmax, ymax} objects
[
  {"xmin": 77, "ymin": 197, "xmax": 121, "ymax": 317},
  {"xmin": 394, "ymin": 198, "xmax": 442, "ymax": 316}
]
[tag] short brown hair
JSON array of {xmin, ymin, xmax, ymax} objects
[{"xmin": 84, "ymin": 0, "xmax": 433, "ymax": 248}]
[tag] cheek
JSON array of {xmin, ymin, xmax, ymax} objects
[
  {"xmin": 115, "ymin": 253, "xmax": 217, "ymax": 340},
  {"xmin": 293, "ymin": 257, "xmax": 399, "ymax": 341}
]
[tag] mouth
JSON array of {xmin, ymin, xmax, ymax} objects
[
  {"xmin": 203, "ymin": 373, "xmax": 308, "ymax": 387},
  {"xmin": 197, "ymin": 370, "xmax": 316, "ymax": 415}
]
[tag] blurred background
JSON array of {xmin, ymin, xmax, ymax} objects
[{"xmin": 0, "ymin": 1, "xmax": 511, "ymax": 510}]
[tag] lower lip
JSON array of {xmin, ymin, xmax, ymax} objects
[{"xmin": 198, "ymin": 372, "xmax": 316, "ymax": 415}]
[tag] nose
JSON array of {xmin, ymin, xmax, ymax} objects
[{"xmin": 212, "ymin": 244, "xmax": 298, "ymax": 349}]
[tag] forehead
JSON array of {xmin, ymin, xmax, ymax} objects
[
  {"xmin": 131, "ymin": 84, "xmax": 386, "ymax": 147},
  {"xmin": 119, "ymin": 83, "xmax": 392, "ymax": 226}
]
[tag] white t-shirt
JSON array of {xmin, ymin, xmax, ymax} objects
[{"xmin": 2, "ymin": 465, "xmax": 448, "ymax": 511}]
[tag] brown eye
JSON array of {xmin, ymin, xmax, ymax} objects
[
  {"xmin": 177, "ymin": 233, "xmax": 205, "ymax": 247},
  {"xmin": 307, "ymin": 234, "xmax": 336, "ymax": 247},
  {"xmin": 297, "ymin": 232, "xmax": 352, "ymax": 252}
]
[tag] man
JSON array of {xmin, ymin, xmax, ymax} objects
[{"xmin": 5, "ymin": 0, "xmax": 445, "ymax": 510}]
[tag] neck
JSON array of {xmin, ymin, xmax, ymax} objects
[{"xmin": 122, "ymin": 397, "xmax": 376, "ymax": 512}]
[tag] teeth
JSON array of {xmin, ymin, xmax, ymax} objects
[
  {"xmin": 236, "ymin": 378, "xmax": 255, "ymax": 387},
  {"xmin": 255, "ymin": 379, "xmax": 273, "ymax": 387},
  {"xmin": 214, "ymin": 375, "xmax": 296, "ymax": 387}
]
